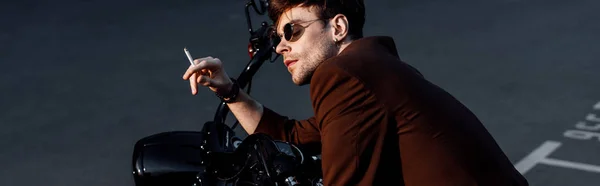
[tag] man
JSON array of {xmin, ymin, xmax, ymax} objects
[{"xmin": 183, "ymin": 0, "xmax": 529, "ymax": 185}]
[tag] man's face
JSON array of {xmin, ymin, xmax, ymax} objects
[{"xmin": 274, "ymin": 6, "xmax": 338, "ymax": 85}]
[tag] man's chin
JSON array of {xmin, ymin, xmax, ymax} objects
[
  {"xmin": 291, "ymin": 78, "xmax": 305, "ymax": 86},
  {"xmin": 291, "ymin": 75, "xmax": 312, "ymax": 86}
]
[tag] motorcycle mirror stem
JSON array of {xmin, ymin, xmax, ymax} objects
[{"xmin": 200, "ymin": 21, "xmax": 276, "ymax": 153}]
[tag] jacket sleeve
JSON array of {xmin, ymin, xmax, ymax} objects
[{"xmin": 253, "ymin": 106, "xmax": 322, "ymax": 153}]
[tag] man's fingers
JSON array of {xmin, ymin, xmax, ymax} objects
[
  {"xmin": 182, "ymin": 59, "xmax": 220, "ymax": 80},
  {"xmin": 188, "ymin": 73, "xmax": 213, "ymax": 95},
  {"xmin": 182, "ymin": 57, "xmax": 222, "ymax": 95},
  {"xmin": 196, "ymin": 75, "xmax": 213, "ymax": 86},
  {"xmin": 190, "ymin": 73, "xmax": 198, "ymax": 95},
  {"xmin": 183, "ymin": 62, "xmax": 202, "ymax": 80},
  {"xmin": 193, "ymin": 58, "xmax": 221, "ymax": 72},
  {"xmin": 193, "ymin": 57, "xmax": 212, "ymax": 65}
]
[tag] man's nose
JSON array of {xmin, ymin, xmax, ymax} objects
[{"xmin": 275, "ymin": 39, "xmax": 290, "ymax": 54}]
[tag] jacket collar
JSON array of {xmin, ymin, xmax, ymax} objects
[{"xmin": 339, "ymin": 36, "xmax": 400, "ymax": 59}]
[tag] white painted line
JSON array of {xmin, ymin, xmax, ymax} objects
[
  {"xmin": 514, "ymin": 141, "xmax": 561, "ymax": 174},
  {"xmin": 542, "ymin": 158, "xmax": 600, "ymax": 174}
]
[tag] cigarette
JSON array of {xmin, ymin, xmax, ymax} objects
[{"xmin": 184, "ymin": 47, "xmax": 195, "ymax": 66}]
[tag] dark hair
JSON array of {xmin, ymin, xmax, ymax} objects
[{"xmin": 268, "ymin": 0, "xmax": 366, "ymax": 40}]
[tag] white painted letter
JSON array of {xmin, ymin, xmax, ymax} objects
[
  {"xmin": 564, "ymin": 129, "xmax": 600, "ymax": 141},
  {"xmin": 586, "ymin": 113, "xmax": 600, "ymax": 123},
  {"xmin": 576, "ymin": 121, "xmax": 600, "ymax": 131},
  {"xmin": 516, "ymin": 141, "xmax": 600, "ymax": 175}
]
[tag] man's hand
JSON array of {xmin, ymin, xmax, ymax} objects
[
  {"xmin": 182, "ymin": 56, "xmax": 264, "ymax": 134},
  {"xmin": 182, "ymin": 56, "xmax": 233, "ymax": 95}
]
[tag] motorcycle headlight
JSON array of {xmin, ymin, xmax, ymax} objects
[{"xmin": 132, "ymin": 131, "xmax": 208, "ymax": 186}]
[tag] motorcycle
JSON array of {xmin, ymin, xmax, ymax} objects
[{"xmin": 131, "ymin": 0, "xmax": 324, "ymax": 185}]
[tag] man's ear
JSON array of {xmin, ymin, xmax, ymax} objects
[{"xmin": 329, "ymin": 14, "xmax": 349, "ymax": 42}]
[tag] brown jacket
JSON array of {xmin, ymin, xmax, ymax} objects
[{"xmin": 254, "ymin": 36, "xmax": 529, "ymax": 186}]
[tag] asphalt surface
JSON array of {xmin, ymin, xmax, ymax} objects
[{"xmin": 1, "ymin": 0, "xmax": 599, "ymax": 185}]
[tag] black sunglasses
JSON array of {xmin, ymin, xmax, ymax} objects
[{"xmin": 271, "ymin": 19, "xmax": 323, "ymax": 47}]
